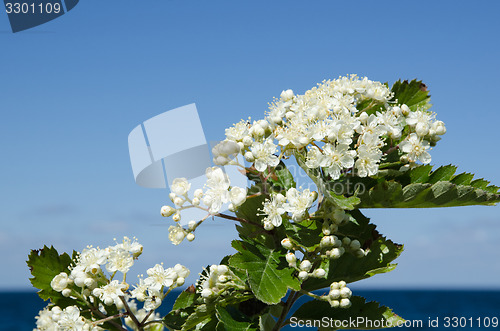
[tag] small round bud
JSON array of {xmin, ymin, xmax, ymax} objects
[
  {"xmin": 286, "ymin": 252, "xmax": 297, "ymax": 266},
  {"xmin": 355, "ymin": 249, "xmax": 366, "ymax": 258},
  {"xmin": 161, "ymin": 206, "xmax": 176, "ymax": 217},
  {"xmin": 320, "ymin": 236, "xmax": 334, "ymax": 248},
  {"xmin": 350, "ymin": 240, "xmax": 361, "ymax": 250},
  {"xmin": 188, "ymin": 221, "xmax": 197, "ymax": 230},
  {"xmin": 263, "ymin": 221, "xmax": 274, "ymax": 231},
  {"xmin": 330, "ymin": 282, "xmax": 339, "ymax": 290},
  {"xmin": 194, "ymin": 189, "xmax": 204, "ymax": 199},
  {"xmin": 169, "ymin": 192, "xmax": 176, "ymax": 201},
  {"xmin": 62, "ymin": 288, "xmax": 72, "ymax": 297},
  {"xmin": 401, "ymin": 104, "xmax": 410, "ymax": 116},
  {"xmin": 329, "ymin": 289, "xmax": 341, "ymax": 299},
  {"xmin": 191, "ymin": 197, "xmax": 200, "ymax": 206},
  {"xmin": 217, "ymin": 265, "xmax": 229, "ymax": 274},
  {"xmin": 176, "ymin": 277, "xmax": 185, "ymax": 286},
  {"xmin": 312, "ymin": 268, "xmax": 326, "ymax": 278},
  {"xmin": 281, "ymin": 238, "xmax": 294, "ymax": 250},
  {"xmin": 173, "ymin": 197, "xmax": 184, "ymax": 206},
  {"xmin": 340, "ymin": 287, "xmax": 352, "ymax": 298},
  {"xmin": 338, "ymin": 281, "xmax": 347, "ymax": 288},
  {"xmin": 332, "ymin": 209, "xmax": 346, "ymax": 223},
  {"xmin": 244, "ymin": 151, "xmax": 255, "ymax": 162},
  {"xmin": 201, "ymin": 288, "xmax": 213, "ymax": 298},
  {"xmin": 280, "ymin": 89, "xmax": 294, "ymax": 101},
  {"xmin": 299, "ymin": 260, "xmax": 312, "ymax": 272},
  {"xmin": 329, "ymin": 248, "xmax": 342, "ymax": 259},
  {"xmin": 186, "ymin": 233, "xmax": 195, "ymax": 242},
  {"xmin": 330, "ymin": 300, "xmax": 340, "ymax": 308},
  {"xmin": 415, "ymin": 122, "xmax": 429, "ymax": 137},
  {"xmin": 242, "ymin": 136, "xmax": 253, "ymax": 146},
  {"xmin": 172, "ymin": 212, "xmax": 181, "ymax": 222},
  {"xmin": 218, "ymin": 275, "xmax": 230, "ymax": 283},
  {"xmin": 322, "ymin": 222, "xmax": 331, "ymax": 235},
  {"xmin": 340, "ymin": 298, "xmax": 351, "ymax": 308},
  {"xmin": 298, "ymin": 271, "xmax": 309, "ymax": 281},
  {"xmin": 342, "ymin": 237, "xmax": 351, "ymax": 246}
]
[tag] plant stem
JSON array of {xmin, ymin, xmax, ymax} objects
[
  {"xmin": 272, "ymin": 291, "xmax": 301, "ymax": 331},
  {"xmin": 119, "ymin": 296, "xmax": 143, "ymax": 331}
]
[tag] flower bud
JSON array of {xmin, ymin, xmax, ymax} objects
[
  {"xmin": 340, "ymin": 287, "xmax": 352, "ymax": 298},
  {"xmin": 401, "ymin": 104, "xmax": 410, "ymax": 116},
  {"xmin": 242, "ymin": 136, "xmax": 253, "ymax": 146},
  {"xmin": 201, "ymin": 288, "xmax": 213, "ymax": 298},
  {"xmin": 320, "ymin": 236, "xmax": 334, "ymax": 248},
  {"xmin": 169, "ymin": 192, "xmax": 176, "ymax": 201},
  {"xmin": 355, "ymin": 249, "xmax": 366, "ymax": 258},
  {"xmin": 299, "ymin": 260, "xmax": 312, "ymax": 272},
  {"xmin": 281, "ymin": 238, "xmax": 293, "ymax": 250},
  {"xmin": 330, "ymin": 300, "xmax": 340, "ymax": 308},
  {"xmin": 322, "ymin": 222, "xmax": 331, "ymax": 235},
  {"xmin": 432, "ymin": 120, "xmax": 446, "ymax": 135},
  {"xmin": 186, "ymin": 233, "xmax": 195, "ymax": 242},
  {"xmin": 172, "ymin": 212, "xmax": 181, "ymax": 222},
  {"xmin": 161, "ymin": 206, "xmax": 176, "ymax": 217},
  {"xmin": 329, "ymin": 248, "xmax": 342, "ymax": 259},
  {"xmin": 342, "ymin": 237, "xmax": 351, "ymax": 246},
  {"xmin": 176, "ymin": 277, "xmax": 185, "ymax": 286},
  {"xmin": 286, "ymin": 252, "xmax": 297, "ymax": 266},
  {"xmin": 350, "ymin": 240, "xmax": 361, "ymax": 250},
  {"xmin": 280, "ymin": 89, "xmax": 294, "ymax": 101},
  {"xmin": 188, "ymin": 221, "xmax": 197, "ymax": 230},
  {"xmin": 340, "ymin": 298, "xmax": 351, "ymax": 308},
  {"xmin": 312, "ymin": 268, "xmax": 326, "ymax": 278},
  {"xmin": 244, "ymin": 151, "xmax": 255, "ymax": 162},
  {"xmin": 263, "ymin": 221, "xmax": 274, "ymax": 231},
  {"xmin": 329, "ymin": 289, "xmax": 341, "ymax": 299},
  {"xmin": 194, "ymin": 189, "xmax": 204, "ymax": 199},
  {"xmin": 192, "ymin": 197, "xmax": 200, "ymax": 206},
  {"xmin": 416, "ymin": 122, "xmax": 429, "ymax": 137},
  {"xmin": 298, "ymin": 271, "xmax": 309, "ymax": 281},
  {"xmin": 173, "ymin": 197, "xmax": 184, "ymax": 206},
  {"xmin": 62, "ymin": 288, "xmax": 72, "ymax": 297},
  {"xmin": 338, "ymin": 281, "xmax": 347, "ymax": 288},
  {"xmin": 358, "ymin": 112, "xmax": 368, "ymax": 122}
]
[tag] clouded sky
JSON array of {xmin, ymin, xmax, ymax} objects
[{"xmin": 1, "ymin": 0, "xmax": 499, "ymax": 290}]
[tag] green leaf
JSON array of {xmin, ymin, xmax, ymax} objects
[
  {"xmin": 357, "ymin": 164, "xmax": 500, "ymax": 208},
  {"xmin": 173, "ymin": 288, "xmax": 197, "ymax": 310},
  {"xmin": 27, "ymin": 246, "xmax": 75, "ymax": 305},
  {"xmin": 182, "ymin": 304, "xmax": 215, "ymax": 331},
  {"xmin": 229, "ymin": 240, "xmax": 300, "ymax": 304},
  {"xmin": 328, "ymin": 193, "xmax": 361, "ymax": 211},
  {"xmin": 269, "ymin": 161, "xmax": 296, "ymax": 192},
  {"xmin": 215, "ymin": 305, "xmax": 259, "ymax": 331},
  {"xmin": 284, "ymin": 218, "xmax": 323, "ymax": 252},
  {"xmin": 292, "ymin": 296, "xmax": 404, "ymax": 330},
  {"xmin": 390, "ymin": 79, "xmax": 431, "ymax": 111}
]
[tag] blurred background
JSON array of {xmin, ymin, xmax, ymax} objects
[{"xmin": 1, "ymin": 1, "xmax": 499, "ymax": 329}]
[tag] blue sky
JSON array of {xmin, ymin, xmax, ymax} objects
[{"xmin": 1, "ymin": 1, "xmax": 499, "ymax": 290}]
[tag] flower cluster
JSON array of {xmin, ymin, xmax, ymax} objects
[
  {"xmin": 160, "ymin": 75, "xmax": 446, "ymax": 245},
  {"xmin": 197, "ymin": 264, "xmax": 247, "ymax": 301},
  {"xmin": 35, "ymin": 237, "xmax": 187, "ymax": 331}
]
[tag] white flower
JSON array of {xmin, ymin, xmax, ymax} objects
[
  {"xmin": 284, "ymin": 188, "xmax": 315, "ymax": 222},
  {"xmin": 51, "ymin": 272, "xmax": 71, "ymax": 292},
  {"xmin": 225, "ymin": 119, "xmax": 251, "ymax": 142},
  {"xmin": 57, "ymin": 306, "xmax": 87, "ymax": 330},
  {"xmin": 106, "ymin": 249, "xmax": 134, "ymax": 274},
  {"xmin": 229, "ymin": 186, "xmax": 247, "ymax": 209},
  {"xmin": 261, "ymin": 193, "xmax": 286, "ymax": 227},
  {"xmin": 202, "ymin": 167, "xmax": 230, "ymax": 214},
  {"xmin": 321, "ymin": 144, "xmax": 356, "ymax": 180},
  {"xmin": 76, "ymin": 247, "xmax": 108, "ymax": 274},
  {"xmin": 35, "ymin": 306, "xmax": 58, "ymax": 330},
  {"xmin": 171, "ymin": 178, "xmax": 191, "ymax": 197},
  {"xmin": 143, "ymin": 288, "xmax": 162, "ymax": 311},
  {"xmin": 250, "ymin": 139, "xmax": 280, "ymax": 172},
  {"xmin": 131, "ymin": 278, "xmax": 149, "ymax": 302},
  {"xmin": 92, "ymin": 280, "xmax": 127, "ymax": 306},
  {"xmin": 114, "ymin": 236, "xmax": 143, "ymax": 258},
  {"xmin": 406, "ymin": 110, "xmax": 433, "ymax": 137},
  {"xmin": 355, "ymin": 145, "xmax": 382, "ymax": 177},
  {"xmin": 144, "ymin": 264, "xmax": 177, "ymax": 290},
  {"xmin": 399, "ymin": 133, "xmax": 431, "ymax": 164},
  {"xmin": 168, "ymin": 224, "xmax": 187, "ymax": 245}
]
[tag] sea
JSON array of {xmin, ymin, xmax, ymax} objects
[{"xmin": 2, "ymin": 290, "xmax": 499, "ymax": 330}]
